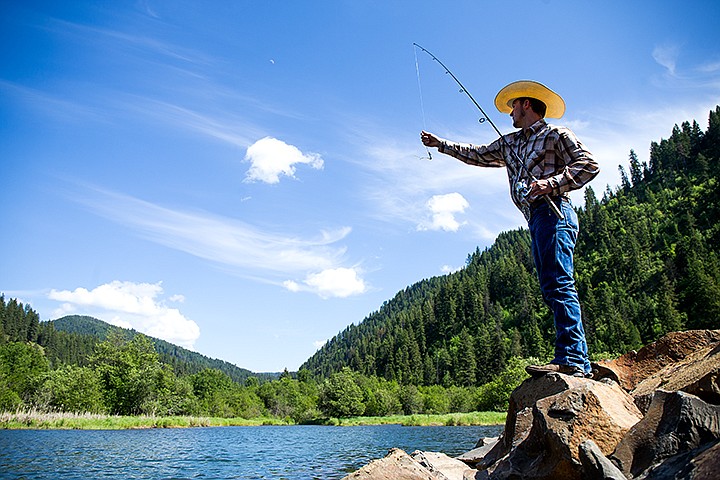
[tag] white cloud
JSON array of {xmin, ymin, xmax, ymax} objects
[
  {"xmin": 244, "ymin": 137, "xmax": 323, "ymax": 184},
  {"xmin": 284, "ymin": 267, "xmax": 367, "ymax": 298},
  {"xmin": 48, "ymin": 281, "xmax": 200, "ymax": 349},
  {"xmin": 441, "ymin": 264, "xmax": 463, "ymax": 274},
  {"xmin": 652, "ymin": 43, "xmax": 680, "ymax": 76},
  {"xmin": 418, "ymin": 192, "xmax": 470, "ymax": 232}
]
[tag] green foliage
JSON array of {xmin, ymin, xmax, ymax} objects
[
  {"xmin": 36, "ymin": 365, "xmax": 106, "ymax": 414},
  {"xmin": 318, "ymin": 368, "xmax": 365, "ymax": 418},
  {"xmin": 474, "ymin": 357, "xmax": 534, "ymax": 412},
  {"xmin": 90, "ymin": 333, "xmax": 165, "ymax": 415},
  {"xmin": 257, "ymin": 376, "xmax": 318, "ymax": 422},
  {"xmin": 48, "ymin": 315, "xmax": 267, "ymax": 384},
  {"xmin": 0, "ymin": 342, "xmax": 49, "ymax": 409}
]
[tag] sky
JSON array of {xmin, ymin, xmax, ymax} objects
[{"xmin": 2, "ymin": 1, "xmax": 719, "ymax": 373}]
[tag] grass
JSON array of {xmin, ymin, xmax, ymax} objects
[
  {"xmin": 325, "ymin": 411, "xmax": 506, "ymax": 427},
  {"xmin": 0, "ymin": 409, "xmax": 293, "ymax": 430},
  {"xmin": 1, "ymin": 409, "xmax": 506, "ymax": 430}
]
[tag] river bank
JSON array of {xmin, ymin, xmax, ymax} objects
[{"xmin": 1, "ymin": 409, "xmax": 506, "ymax": 430}]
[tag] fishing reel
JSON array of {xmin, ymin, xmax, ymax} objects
[{"xmin": 515, "ymin": 179, "xmax": 532, "ymax": 207}]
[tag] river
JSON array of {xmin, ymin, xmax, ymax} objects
[{"xmin": 0, "ymin": 424, "xmax": 502, "ymax": 479}]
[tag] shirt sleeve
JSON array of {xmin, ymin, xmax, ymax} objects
[
  {"xmin": 438, "ymin": 136, "xmax": 507, "ymax": 168},
  {"xmin": 548, "ymin": 128, "xmax": 600, "ymax": 195}
]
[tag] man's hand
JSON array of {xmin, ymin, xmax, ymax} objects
[
  {"xmin": 420, "ymin": 130, "xmax": 440, "ymax": 148},
  {"xmin": 529, "ymin": 179, "xmax": 553, "ymax": 199}
]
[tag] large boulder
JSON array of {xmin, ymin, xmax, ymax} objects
[
  {"xmin": 611, "ymin": 389, "xmax": 720, "ymax": 479},
  {"xmin": 578, "ymin": 439, "xmax": 627, "ymax": 480},
  {"xmin": 472, "ymin": 374, "xmax": 642, "ymax": 480},
  {"xmin": 593, "ymin": 329, "xmax": 720, "ymax": 412}
]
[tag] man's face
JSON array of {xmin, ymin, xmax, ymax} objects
[{"xmin": 511, "ymin": 99, "xmax": 525, "ymax": 128}]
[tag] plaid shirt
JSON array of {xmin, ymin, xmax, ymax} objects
[{"xmin": 438, "ymin": 119, "xmax": 599, "ymax": 220}]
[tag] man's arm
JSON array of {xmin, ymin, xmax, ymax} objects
[{"xmin": 420, "ymin": 130, "xmax": 505, "ymax": 168}]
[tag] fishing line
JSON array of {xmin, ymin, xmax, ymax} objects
[
  {"xmin": 412, "ymin": 42, "xmax": 563, "ymax": 219},
  {"xmin": 413, "ymin": 44, "xmax": 432, "ymax": 160}
]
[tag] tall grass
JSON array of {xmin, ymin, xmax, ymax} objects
[
  {"xmin": 323, "ymin": 411, "xmax": 506, "ymax": 427},
  {"xmin": 1, "ymin": 409, "xmax": 505, "ymax": 430},
  {"xmin": 0, "ymin": 408, "xmax": 292, "ymax": 430}
]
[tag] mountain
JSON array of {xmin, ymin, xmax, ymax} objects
[
  {"xmin": 301, "ymin": 106, "xmax": 720, "ymax": 385},
  {"xmin": 46, "ymin": 315, "xmax": 279, "ymax": 383}
]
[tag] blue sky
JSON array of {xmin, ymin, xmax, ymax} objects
[{"xmin": 2, "ymin": 1, "xmax": 719, "ymax": 372}]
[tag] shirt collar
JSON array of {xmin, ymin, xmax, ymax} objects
[{"xmin": 516, "ymin": 118, "xmax": 547, "ymax": 140}]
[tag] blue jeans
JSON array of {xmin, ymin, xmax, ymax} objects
[{"xmin": 529, "ymin": 199, "xmax": 591, "ymax": 374}]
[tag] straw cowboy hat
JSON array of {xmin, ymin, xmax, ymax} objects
[{"xmin": 494, "ymin": 80, "xmax": 566, "ymax": 119}]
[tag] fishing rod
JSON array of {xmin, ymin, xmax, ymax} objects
[{"xmin": 413, "ymin": 43, "xmax": 563, "ymax": 220}]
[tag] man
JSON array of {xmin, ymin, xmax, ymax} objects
[{"xmin": 420, "ymin": 80, "xmax": 599, "ymax": 377}]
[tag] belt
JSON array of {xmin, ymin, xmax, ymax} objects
[{"xmin": 529, "ymin": 196, "xmax": 568, "ymax": 211}]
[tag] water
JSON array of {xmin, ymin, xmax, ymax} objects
[{"xmin": 0, "ymin": 424, "xmax": 501, "ymax": 479}]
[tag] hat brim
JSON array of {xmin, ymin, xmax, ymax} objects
[{"xmin": 494, "ymin": 80, "xmax": 566, "ymax": 119}]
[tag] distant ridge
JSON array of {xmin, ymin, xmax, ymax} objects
[{"xmin": 47, "ymin": 315, "xmax": 280, "ymax": 384}]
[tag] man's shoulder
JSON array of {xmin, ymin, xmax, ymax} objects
[
  {"xmin": 542, "ymin": 122, "xmax": 578, "ymax": 139},
  {"xmin": 542, "ymin": 122, "xmax": 568, "ymax": 132}
]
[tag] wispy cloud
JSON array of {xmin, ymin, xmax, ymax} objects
[
  {"xmin": 46, "ymin": 17, "xmax": 214, "ymax": 67},
  {"xmin": 650, "ymin": 42, "xmax": 720, "ymax": 91},
  {"xmin": 70, "ymin": 185, "xmax": 365, "ymax": 298},
  {"xmin": 49, "ymin": 280, "xmax": 200, "ymax": 349},
  {"xmin": 125, "ymin": 97, "xmax": 264, "ymax": 147},
  {"xmin": 652, "ymin": 43, "xmax": 680, "ymax": 76}
]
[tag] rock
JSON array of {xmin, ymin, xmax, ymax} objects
[
  {"xmin": 342, "ymin": 448, "xmax": 436, "ymax": 480},
  {"xmin": 411, "ymin": 450, "xmax": 474, "ymax": 480},
  {"xmin": 475, "ymin": 374, "xmax": 642, "ymax": 480},
  {"xmin": 342, "ymin": 448, "xmax": 473, "ymax": 480},
  {"xmin": 686, "ymin": 439, "xmax": 720, "ymax": 480},
  {"xmin": 578, "ymin": 440, "xmax": 627, "ymax": 480},
  {"xmin": 611, "ymin": 389, "xmax": 720, "ymax": 479},
  {"xmin": 630, "ymin": 341, "xmax": 720, "ymax": 413},
  {"xmin": 634, "ymin": 439, "xmax": 720, "ymax": 479},
  {"xmin": 478, "ymin": 373, "xmax": 581, "ymax": 469},
  {"xmin": 593, "ymin": 330, "xmax": 720, "ymax": 412},
  {"xmin": 455, "ymin": 437, "xmax": 499, "ymax": 468},
  {"xmin": 473, "ymin": 436, "xmax": 499, "ymax": 449}
]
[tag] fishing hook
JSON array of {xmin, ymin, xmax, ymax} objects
[{"xmin": 412, "ymin": 43, "xmax": 563, "ymax": 219}]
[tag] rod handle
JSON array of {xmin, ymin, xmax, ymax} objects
[{"xmin": 545, "ymin": 196, "xmax": 564, "ymax": 219}]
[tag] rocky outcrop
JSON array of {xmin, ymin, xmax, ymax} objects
[
  {"xmin": 468, "ymin": 374, "xmax": 642, "ymax": 479},
  {"xmin": 343, "ymin": 330, "xmax": 720, "ymax": 480},
  {"xmin": 341, "ymin": 448, "xmax": 473, "ymax": 479},
  {"xmin": 611, "ymin": 389, "xmax": 720, "ymax": 479},
  {"xmin": 594, "ymin": 329, "xmax": 720, "ymax": 413}
]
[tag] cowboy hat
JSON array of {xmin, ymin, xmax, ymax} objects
[{"xmin": 494, "ymin": 80, "xmax": 566, "ymax": 119}]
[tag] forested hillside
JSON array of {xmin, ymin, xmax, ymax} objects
[
  {"xmin": 47, "ymin": 315, "xmax": 265, "ymax": 383},
  {"xmin": 302, "ymin": 106, "xmax": 720, "ymax": 384},
  {"xmin": 0, "ymin": 297, "xmax": 520, "ymax": 417}
]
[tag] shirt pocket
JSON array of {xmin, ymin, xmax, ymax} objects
[{"xmin": 526, "ymin": 149, "xmax": 547, "ymax": 178}]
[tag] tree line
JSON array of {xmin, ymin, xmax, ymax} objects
[{"xmin": 1, "ymin": 297, "xmax": 528, "ymax": 418}]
